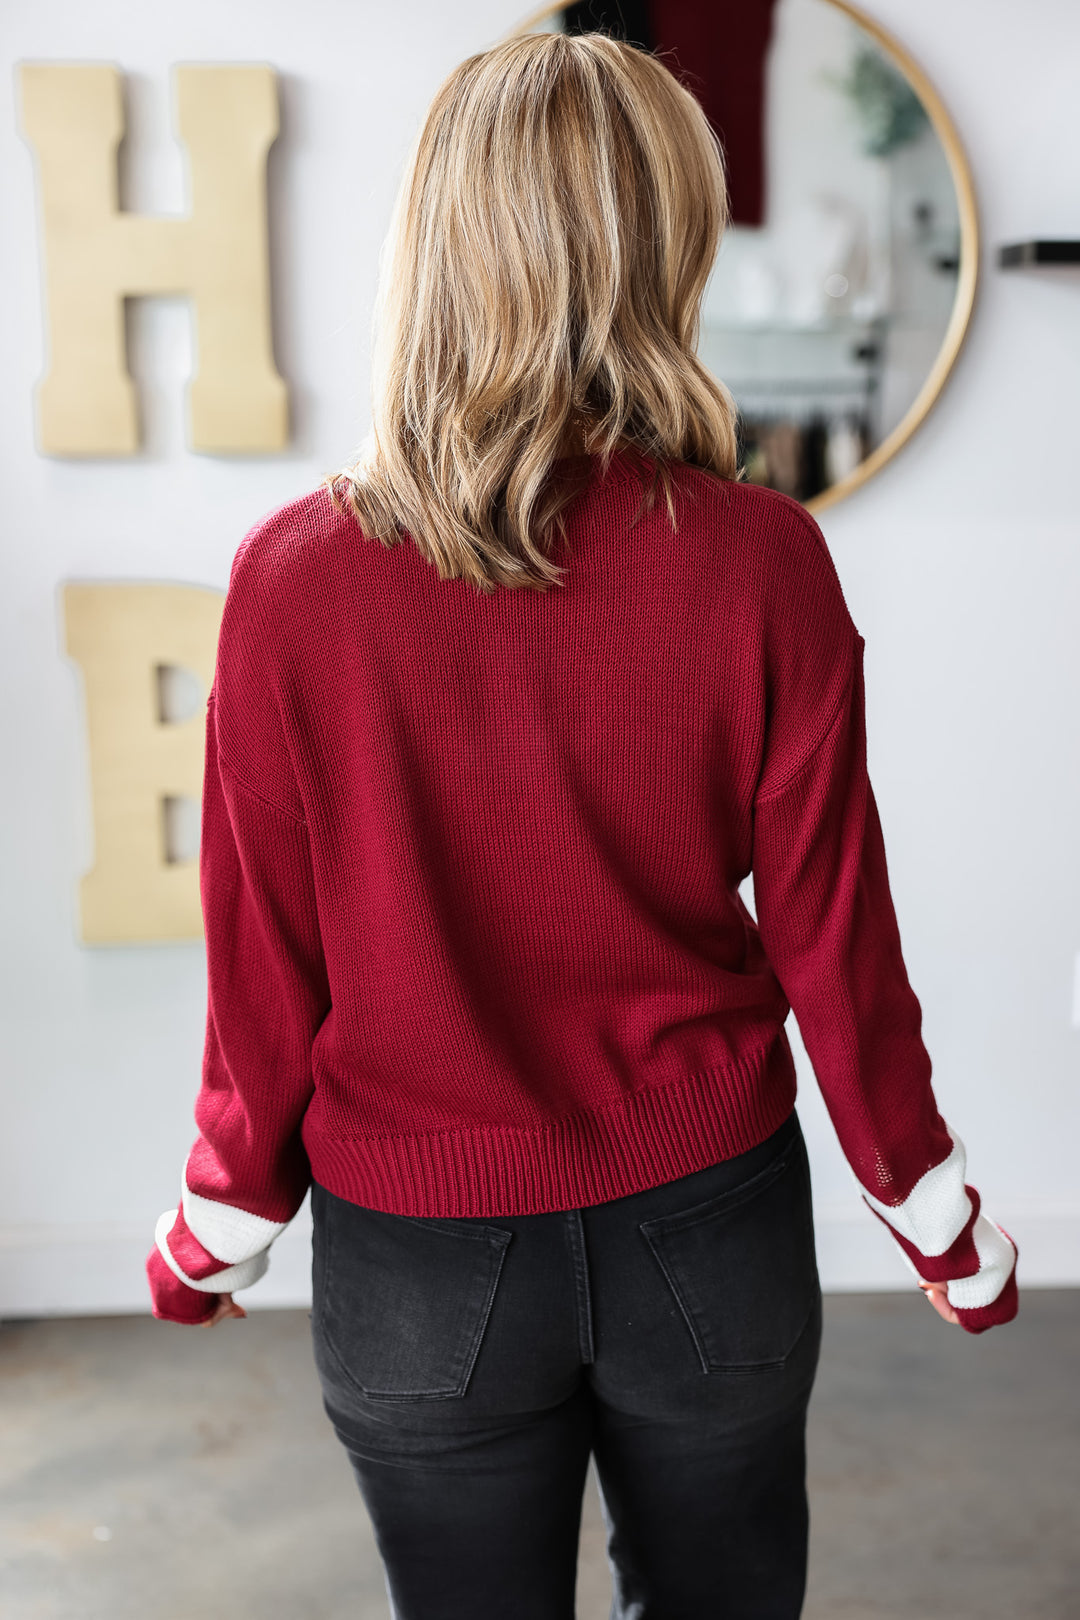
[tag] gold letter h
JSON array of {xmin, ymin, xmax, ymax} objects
[{"xmin": 17, "ymin": 62, "xmax": 288, "ymax": 456}]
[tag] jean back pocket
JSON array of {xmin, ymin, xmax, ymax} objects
[
  {"xmin": 311, "ymin": 1183, "xmax": 512, "ymax": 1402},
  {"xmin": 638, "ymin": 1127, "xmax": 819, "ymax": 1375}
]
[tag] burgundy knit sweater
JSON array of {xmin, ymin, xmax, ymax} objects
[{"xmin": 148, "ymin": 449, "xmax": 1018, "ymax": 1333}]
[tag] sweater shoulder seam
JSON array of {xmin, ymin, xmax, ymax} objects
[
  {"xmin": 754, "ymin": 628, "xmax": 862, "ymax": 804},
  {"xmin": 208, "ymin": 684, "xmax": 308, "ymax": 826},
  {"xmin": 216, "ymin": 744, "xmax": 308, "ymax": 827}
]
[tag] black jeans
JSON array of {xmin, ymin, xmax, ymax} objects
[{"xmin": 310, "ymin": 1109, "xmax": 822, "ymax": 1620}]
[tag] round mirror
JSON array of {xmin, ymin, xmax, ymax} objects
[{"xmin": 511, "ymin": 0, "xmax": 977, "ymax": 513}]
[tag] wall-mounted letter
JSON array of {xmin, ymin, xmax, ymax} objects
[
  {"xmin": 63, "ymin": 582, "xmax": 224, "ymax": 943},
  {"xmin": 17, "ymin": 63, "xmax": 287, "ymax": 456}
]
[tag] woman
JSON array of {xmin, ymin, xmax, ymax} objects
[{"xmin": 147, "ymin": 30, "xmax": 1018, "ymax": 1619}]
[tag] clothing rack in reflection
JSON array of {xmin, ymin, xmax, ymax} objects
[
  {"xmin": 732, "ymin": 387, "xmax": 874, "ymax": 502},
  {"xmin": 730, "ymin": 377, "xmax": 877, "ymax": 417}
]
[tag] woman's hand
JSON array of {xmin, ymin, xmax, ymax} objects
[
  {"xmin": 918, "ymin": 1278, "xmax": 961, "ymax": 1326},
  {"xmin": 201, "ymin": 1292, "xmax": 248, "ymax": 1326}
]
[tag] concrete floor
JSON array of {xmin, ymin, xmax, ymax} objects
[{"xmin": 1, "ymin": 1291, "xmax": 1077, "ymax": 1619}]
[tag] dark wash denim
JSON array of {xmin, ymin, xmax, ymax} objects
[{"xmin": 310, "ymin": 1109, "xmax": 822, "ymax": 1620}]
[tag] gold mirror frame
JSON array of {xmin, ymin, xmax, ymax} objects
[{"xmin": 507, "ymin": 0, "xmax": 978, "ymax": 515}]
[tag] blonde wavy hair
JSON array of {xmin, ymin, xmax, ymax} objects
[{"xmin": 325, "ymin": 29, "xmax": 740, "ymax": 594}]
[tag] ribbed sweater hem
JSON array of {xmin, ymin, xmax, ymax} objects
[{"xmin": 302, "ymin": 1033, "xmax": 798, "ymax": 1218}]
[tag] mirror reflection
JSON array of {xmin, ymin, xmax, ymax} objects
[{"xmin": 526, "ymin": 0, "xmax": 971, "ymax": 508}]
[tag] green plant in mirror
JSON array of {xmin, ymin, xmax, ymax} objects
[{"xmin": 829, "ymin": 44, "xmax": 929, "ymax": 157}]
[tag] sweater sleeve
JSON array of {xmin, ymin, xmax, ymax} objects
[
  {"xmin": 146, "ymin": 677, "xmax": 331, "ymax": 1325},
  {"xmin": 751, "ymin": 630, "xmax": 1018, "ymax": 1335}
]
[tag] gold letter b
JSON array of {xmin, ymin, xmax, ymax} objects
[{"xmin": 18, "ymin": 63, "xmax": 287, "ymax": 456}]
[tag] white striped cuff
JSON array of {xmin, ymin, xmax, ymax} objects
[
  {"xmin": 853, "ymin": 1124, "xmax": 1016, "ymax": 1311},
  {"xmin": 180, "ymin": 1162, "xmax": 290, "ymax": 1262},
  {"xmin": 944, "ymin": 1215, "xmax": 1016, "ymax": 1311},
  {"xmin": 154, "ymin": 1209, "xmax": 271, "ymax": 1294},
  {"xmin": 858, "ymin": 1127, "xmax": 973, "ymax": 1257}
]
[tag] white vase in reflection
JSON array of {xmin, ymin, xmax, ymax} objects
[
  {"xmin": 784, "ymin": 194, "xmax": 871, "ymax": 324},
  {"xmin": 734, "ymin": 252, "xmax": 784, "ymax": 324}
]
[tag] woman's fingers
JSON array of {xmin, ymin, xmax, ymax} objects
[
  {"xmin": 201, "ymin": 1292, "xmax": 248, "ymax": 1327},
  {"xmin": 917, "ymin": 1279, "xmax": 962, "ymax": 1326}
]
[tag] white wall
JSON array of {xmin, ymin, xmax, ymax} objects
[{"xmin": 1, "ymin": 0, "xmax": 1077, "ymax": 1317}]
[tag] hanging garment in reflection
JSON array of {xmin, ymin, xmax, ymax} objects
[
  {"xmin": 802, "ymin": 414, "xmax": 829, "ymax": 497},
  {"xmin": 739, "ymin": 410, "xmax": 870, "ymax": 502},
  {"xmin": 825, "ymin": 414, "xmax": 867, "ymax": 486},
  {"xmin": 562, "ymin": 0, "xmax": 779, "ymax": 225},
  {"xmin": 760, "ymin": 419, "xmax": 802, "ymax": 497}
]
